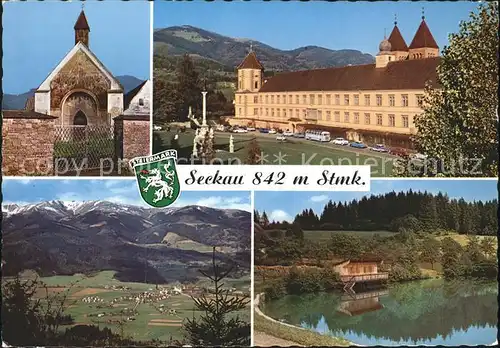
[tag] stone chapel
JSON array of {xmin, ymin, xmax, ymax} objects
[{"xmin": 30, "ymin": 10, "xmax": 125, "ymax": 126}]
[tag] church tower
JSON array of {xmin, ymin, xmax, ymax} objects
[
  {"xmin": 74, "ymin": 10, "xmax": 90, "ymax": 46},
  {"xmin": 388, "ymin": 16, "xmax": 409, "ymax": 60},
  {"xmin": 375, "ymin": 33, "xmax": 395, "ymax": 68},
  {"xmin": 237, "ymin": 48, "xmax": 264, "ymax": 92},
  {"xmin": 408, "ymin": 11, "xmax": 439, "ymax": 59}
]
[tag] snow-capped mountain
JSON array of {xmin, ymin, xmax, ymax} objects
[
  {"xmin": 2, "ymin": 200, "xmax": 148, "ymax": 217},
  {"xmin": 2, "ymin": 200, "xmax": 251, "ymax": 283}
]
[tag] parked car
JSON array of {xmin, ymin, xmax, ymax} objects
[
  {"xmin": 293, "ymin": 132, "xmax": 305, "ymax": 138},
  {"xmin": 153, "ymin": 125, "xmax": 162, "ymax": 131},
  {"xmin": 247, "ymin": 127, "xmax": 256, "ymax": 131},
  {"xmin": 412, "ymin": 153, "xmax": 428, "ymax": 160},
  {"xmin": 233, "ymin": 128, "xmax": 248, "ymax": 133},
  {"xmin": 370, "ymin": 144, "xmax": 389, "ymax": 153},
  {"xmin": 390, "ymin": 147, "xmax": 409, "ymax": 157},
  {"xmin": 331, "ymin": 137, "xmax": 349, "ymax": 146},
  {"xmin": 268, "ymin": 129, "xmax": 277, "ymax": 134},
  {"xmin": 276, "ymin": 134, "xmax": 286, "ymax": 141},
  {"xmin": 259, "ymin": 128, "xmax": 270, "ymax": 133},
  {"xmin": 283, "ymin": 130, "xmax": 294, "ymax": 136},
  {"xmin": 349, "ymin": 141, "xmax": 368, "ymax": 149}
]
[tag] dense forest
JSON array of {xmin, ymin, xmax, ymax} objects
[{"xmin": 256, "ymin": 190, "xmax": 498, "ymax": 236}]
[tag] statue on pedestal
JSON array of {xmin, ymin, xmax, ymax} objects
[{"xmin": 229, "ymin": 135, "xmax": 234, "ymax": 153}]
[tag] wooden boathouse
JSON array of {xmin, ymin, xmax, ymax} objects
[{"xmin": 332, "ymin": 258, "xmax": 389, "ymax": 292}]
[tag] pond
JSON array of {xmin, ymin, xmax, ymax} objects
[{"xmin": 261, "ymin": 279, "xmax": 497, "ymax": 346}]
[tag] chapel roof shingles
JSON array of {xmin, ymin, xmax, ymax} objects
[{"xmin": 258, "ymin": 57, "xmax": 441, "ymax": 93}]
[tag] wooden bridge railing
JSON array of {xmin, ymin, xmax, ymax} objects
[{"xmin": 340, "ymin": 273, "xmax": 389, "ymax": 283}]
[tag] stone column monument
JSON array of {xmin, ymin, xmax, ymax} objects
[
  {"xmin": 201, "ymin": 91, "xmax": 208, "ymax": 127},
  {"xmin": 229, "ymin": 135, "xmax": 234, "ymax": 153}
]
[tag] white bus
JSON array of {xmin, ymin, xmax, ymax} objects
[{"xmin": 305, "ymin": 130, "xmax": 331, "ymax": 142}]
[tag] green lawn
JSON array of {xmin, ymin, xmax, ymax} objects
[
  {"xmin": 154, "ymin": 129, "xmax": 396, "ymax": 177},
  {"xmin": 304, "ymin": 230, "xmax": 395, "ymax": 241}
]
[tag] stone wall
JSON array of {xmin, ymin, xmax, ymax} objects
[
  {"xmin": 2, "ymin": 111, "xmax": 56, "ymax": 175},
  {"xmin": 113, "ymin": 114, "xmax": 150, "ymax": 161}
]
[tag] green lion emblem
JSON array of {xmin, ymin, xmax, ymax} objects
[{"xmin": 129, "ymin": 150, "xmax": 181, "ymax": 208}]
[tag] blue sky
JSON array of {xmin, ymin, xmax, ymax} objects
[
  {"xmin": 2, "ymin": 179, "xmax": 251, "ymax": 212},
  {"xmin": 256, "ymin": 180, "xmax": 498, "ymax": 222},
  {"xmin": 154, "ymin": 1, "xmax": 478, "ymax": 56},
  {"xmin": 3, "ymin": 1, "xmax": 151, "ymax": 94}
]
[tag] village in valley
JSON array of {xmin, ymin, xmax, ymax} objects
[{"xmin": 13, "ymin": 270, "xmax": 251, "ymax": 344}]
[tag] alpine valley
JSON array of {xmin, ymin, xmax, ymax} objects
[{"xmin": 2, "ymin": 201, "xmax": 251, "ymax": 283}]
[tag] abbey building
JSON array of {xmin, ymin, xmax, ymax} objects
[{"xmin": 232, "ymin": 16, "xmax": 441, "ymax": 148}]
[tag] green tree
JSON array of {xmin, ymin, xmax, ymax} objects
[
  {"xmin": 441, "ymin": 237, "xmax": 464, "ymax": 279},
  {"xmin": 418, "ymin": 194, "xmax": 438, "ymax": 232},
  {"xmin": 479, "ymin": 238, "xmax": 495, "ymax": 258},
  {"xmin": 419, "ymin": 237, "xmax": 442, "ymax": 270},
  {"xmin": 465, "ymin": 235, "xmax": 484, "ymax": 263},
  {"xmin": 177, "ymin": 54, "xmax": 202, "ymax": 120},
  {"xmin": 261, "ymin": 211, "xmax": 269, "ymax": 227},
  {"xmin": 245, "ymin": 138, "xmax": 261, "ymax": 164},
  {"xmin": 412, "ymin": 2, "xmax": 498, "ymax": 177},
  {"xmin": 290, "ymin": 223, "xmax": 304, "ymax": 240},
  {"xmin": 153, "ymin": 79, "xmax": 182, "ymax": 123},
  {"xmin": 329, "ymin": 234, "xmax": 363, "ymax": 260},
  {"xmin": 254, "ymin": 210, "xmax": 261, "ymax": 224},
  {"xmin": 183, "ymin": 247, "xmax": 250, "ymax": 346}
]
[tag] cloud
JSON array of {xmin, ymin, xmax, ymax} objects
[
  {"xmin": 269, "ymin": 209, "xmax": 292, "ymax": 222},
  {"xmin": 310, "ymin": 194, "xmax": 328, "ymax": 203}
]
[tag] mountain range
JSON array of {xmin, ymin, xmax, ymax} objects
[
  {"xmin": 2, "ymin": 201, "xmax": 251, "ymax": 283},
  {"xmin": 2, "ymin": 75, "xmax": 145, "ymax": 110},
  {"xmin": 154, "ymin": 25, "xmax": 375, "ymax": 72}
]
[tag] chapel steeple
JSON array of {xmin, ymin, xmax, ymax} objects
[
  {"xmin": 408, "ymin": 8, "xmax": 439, "ymax": 59},
  {"xmin": 74, "ymin": 10, "xmax": 90, "ymax": 46}
]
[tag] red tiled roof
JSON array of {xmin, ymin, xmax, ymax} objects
[
  {"xmin": 238, "ymin": 52, "xmax": 263, "ymax": 70},
  {"xmin": 388, "ymin": 25, "xmax": 408, "ymax": 51},
  {"xmin": 409, "ymin": 19, "xmax": 438, "ymax": 49},
  {"xmin": 259, "ymin": 57, "xmax": 440, "ymax": 92},
  {"xmin": 74, "ymin": 11, "xmax": 90, "ymax": 31}
]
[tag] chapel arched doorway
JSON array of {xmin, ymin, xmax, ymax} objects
[{"xmin": 73, "ymin": 110, "xmax": 88, "ymax": 126}]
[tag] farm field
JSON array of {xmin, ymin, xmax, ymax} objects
[
  {"xmin": 12, "ymin": 271, "xmax": 250, "ymax": 343},
  {"xmin": 154, "ymin": 129, "xmax": 395, "ymax": 177}
]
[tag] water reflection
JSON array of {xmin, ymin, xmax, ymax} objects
[
  {"xmin": 337, "ymin": 289, "xmax": 388, "ymax": 316},
  {"xmin": 262, "ymin": 280, "xmax": 497, "ymax": 346}
]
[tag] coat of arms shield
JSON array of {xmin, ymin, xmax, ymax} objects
[{"xmin": 129, "ymin": 150, "xmax": 181, "ymax": 208}]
